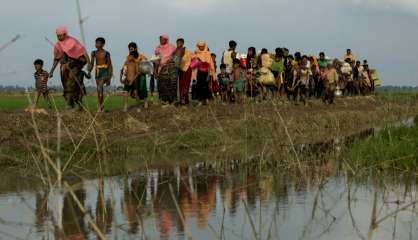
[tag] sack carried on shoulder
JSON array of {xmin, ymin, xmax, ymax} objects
[{"xmin": 258, "ymin": 68, "xmax": 275, "ymax": 85}]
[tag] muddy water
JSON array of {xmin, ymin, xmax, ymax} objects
[
  {"xmin": 0, "ymin": 117, "xmax": 417, "ymax": 240},
  {"xmin": 0, "ymin": 161, "xmax": 417, "ymax": 240}
]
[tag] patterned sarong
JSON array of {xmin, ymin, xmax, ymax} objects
[{"xmin": 158, "ymin": 61, "xmax": 178, "ymax": 103}]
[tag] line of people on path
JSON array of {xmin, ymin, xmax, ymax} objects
[{"xmin": 32, "ymin": 27, "xmax": 379, "ymax": 111}]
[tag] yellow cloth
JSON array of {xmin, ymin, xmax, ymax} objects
[
  {"xmin": 258, "ymin": 67, "xmax": 275, "ymax": 85},
  {"xmin": 193, "ymin": 41, "xmax": 216, "ymax": 80},
  {"xmin": 96, "ymin": 64, "xmax": 108, "ymax": 76},
  {"xmin": 344, "ymin": 53, "xmax": 355, "ymax": 62},
  {"xmin": 324, "ymin": 69, "xmax": 338, "ymax": 84},
  {"xmin": 180, "ymin": 49, "xmax": 194, "ymax": 72},
  {"xmin": 125, "ymin": 54, "xmax": 146, "ymax": 64},
  {"xmin": 223, "ymin": 50, "xmax": 234, "ymax": 73},
  {"xmin": 291, "ymin": 60, "xmax": 299, "ymax": 70},
  {"xmin": 261, "ymin": 53, "xmax": 273, "ymax": 69}
]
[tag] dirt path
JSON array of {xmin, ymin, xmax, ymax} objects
[{"xmin": 0, "ymin": 95, "xmax": 417, "ymax": 167}]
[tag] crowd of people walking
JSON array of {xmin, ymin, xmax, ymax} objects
[{"xmin": 33, "ymin": 27, "xmax": 379, "ymax": 111}]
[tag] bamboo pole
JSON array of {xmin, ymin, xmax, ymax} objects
[
  {"xmin": 75, "ymin": 0, "xmax": 86, "ymax": 46},
  {"xmin": 0, "ymin": 35, "xmax": 20, "ymax": 53}
]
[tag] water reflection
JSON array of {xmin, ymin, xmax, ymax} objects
[{"xmin": 0, "ymin": 161, "xmax": 417, "ymax": 240}]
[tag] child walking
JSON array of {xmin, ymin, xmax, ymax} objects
[
  {"xmin": 231, "ymin": 58, "xmax": 245, "ymax": 103},
  {"xmin": 218, "ymin": 64, "xmax": 231, "ymax": 102},
  {"xmin": 33, "ymin": 59, "xmax": 52, "ymax": 108},
  {"xmin": 88, "ymin": 37, "xmax": 113, "ymax": 112}
]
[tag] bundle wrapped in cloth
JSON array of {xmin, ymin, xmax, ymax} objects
[
  {"xmin": 257, "ymin": 53, "xmax": 275, "ymax": 85},
  {"xmin": 370, "ymin": 69, "xmax": 381, "ymax": 87},
  {"xmin": 257, "ymin": 67, "xmax": 276, "ymax": 85},
  {"xmin": 139, "ymin": 61, "xmax": 154, "ymax": 75}
]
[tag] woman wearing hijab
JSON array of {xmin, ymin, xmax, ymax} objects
[
  {"xmin": 175, "ymin": 38, "xmax": 194, "ymax": 105},
  {"xmin": 193, "ymin": 41, "xmax": 216, "ymax": 104},
  {"xmin": 155, "ymin": 34, "xmax": 177, "ymax": 104},
  {"xmin": 49, "ymin": 26, "xmax": 91, "ymax": 109}
]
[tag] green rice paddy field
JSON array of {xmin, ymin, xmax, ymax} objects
[{"xmin": 0, "ymin": 94, "xmax": 145, "ymax": 111}]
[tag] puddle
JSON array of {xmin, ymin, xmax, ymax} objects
[
  {"xmin": 0, "ymin": 117, "xmax": 417, "ymax": 239},
  {"xmin": 0, "ymin": 161, "xmax": 417, "ymax": 240}
]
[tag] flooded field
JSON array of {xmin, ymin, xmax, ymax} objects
[{"xmin": 0, "ymin": 161, "xmax": 417, "ymax": 240}]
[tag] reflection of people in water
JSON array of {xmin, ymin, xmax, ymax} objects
[
  {"xmin": 95, "ymin": 177, "xmax": 113, "ymax": 236},
  {"xmin": 273, "ymin": 173, "xmax": 290, "ymax": 204},
  {"xmin": 57, "ymin": 188, "xmax": 87, "ymax": 239},
  {"xmin": 122, "ymin": 176, "xmax": 147, "ymax": 234},
  {"xmin": 178, "ymin": 167, "xmax": 194, "ymax": 233},
  {"xmin": 245, "ymin": 164, "xmax": 260, "ymax": 208},
  {"xmin": 229, "ymin": 170, "xmax": 241, "ymax": 216},
  {"xmin": 152, "ymin": 169, "xmax": 177, "ymax": 238},
  {"xmin": 35, "ymin": 190, "xmax": 49, "ymax": 230},
  {"xmin": 195, "ymin": 172, "xmax": 217, "ymax": 229}
]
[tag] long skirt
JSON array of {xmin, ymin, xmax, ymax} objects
[
  {"xmin": 124, "ymin": 74, "xmax": 147, "ymax": 100},
  {"xmin": 195, "ymin": 71, "xmax": 210, "ymax": 102},
  {"xmin": 158, "ymin": 62, "xmax": 178, "ymax": 103},
  {"xmin": 60, "ymin": 56, "xmax": 86, "ymax": 107},
  {"xmin": 179, "ymin": 67, "xmax": 192, "ymax": 103}
]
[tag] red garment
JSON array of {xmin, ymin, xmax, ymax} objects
[
  {"xmin": 179, "ymin": 67, "xmax": 193, "ymax": 101},
  {"xmin": 209, "ymin": 77, "xmax": 220, "ymax": 94}
]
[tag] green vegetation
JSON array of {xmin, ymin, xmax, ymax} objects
[
  {"xmin": 346, "ymin": 122, "xmax": 418, "ymax": 173},
  {"xmin": 0, "ymin": 91, "xmax": 416, "ymax": 112},
  {"xmin": 1, "ymin": 91, "xmax": 418, "ymax": 179},
  {"xmin": 0, "ymin": 94, "xmax": 148, "ymax": 111},
  {"xmin": 376, "ymin": 91, "xmax": 418, "ymax": 105}
]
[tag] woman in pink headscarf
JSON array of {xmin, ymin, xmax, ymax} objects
[
  {"xmin": 154, "ymin": 34, "xmax": 178, "ymax": 104},
  {"xmin": 49, "ymin": 26, "xmax": 91, "ymax": 109}
]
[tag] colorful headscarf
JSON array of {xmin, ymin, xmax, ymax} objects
[
  {"xmin": 194, "ymin": 41, "xmax": 216, "ymax": 80},
  {"xmin": 56, "ymin": 26, "xmax": 68, "ymax": 35},
  {"xmin": 195, "ymin": 41, "xmax": 212, "ymax": 64},
  {"xmin": 53, "ymin": 27, "xmax": 86, "ymax": 60},
  {"xmin": 155, "ymin": 34, "xmax": 176, "ymax": 65}
]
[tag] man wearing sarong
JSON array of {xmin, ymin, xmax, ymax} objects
[
  {"xmin": 360, "ymin": 62, "xmax": 372, "ymax": 95},
  {"xmin": 175, "ymin": 38, "xmax": 194, "ymax": 105},
  {"xmin": 49, "ymin": 26, "xmax": 91, "ymax": 109},
  {"xmin": 283, "ymin": 48, "xmax": 294, "ymax": 100},
  {"xmin": 292, "ymin": 56, "xmax": 312, "ymax": 104},
  {"xmin": 352, "ymin": 60, "xmax": 363, "ymax": 95},
  {"xmin": 155, "ymin": 34, "xmax": 177, "ymax": 104},
  {"xmin": 323, "ymin": 63, "xmax": 339, "ymax": 104},
  {"xmin": 271, "ymin": 48, "xmax": 285, "ymax": 96},
  {"xmin": 88, "ymin": 37, "xmax": 113, "ymax": 112},
  {"xmin": 120, "ymin": 42, "xmax": 148, "ymax": 111}
]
